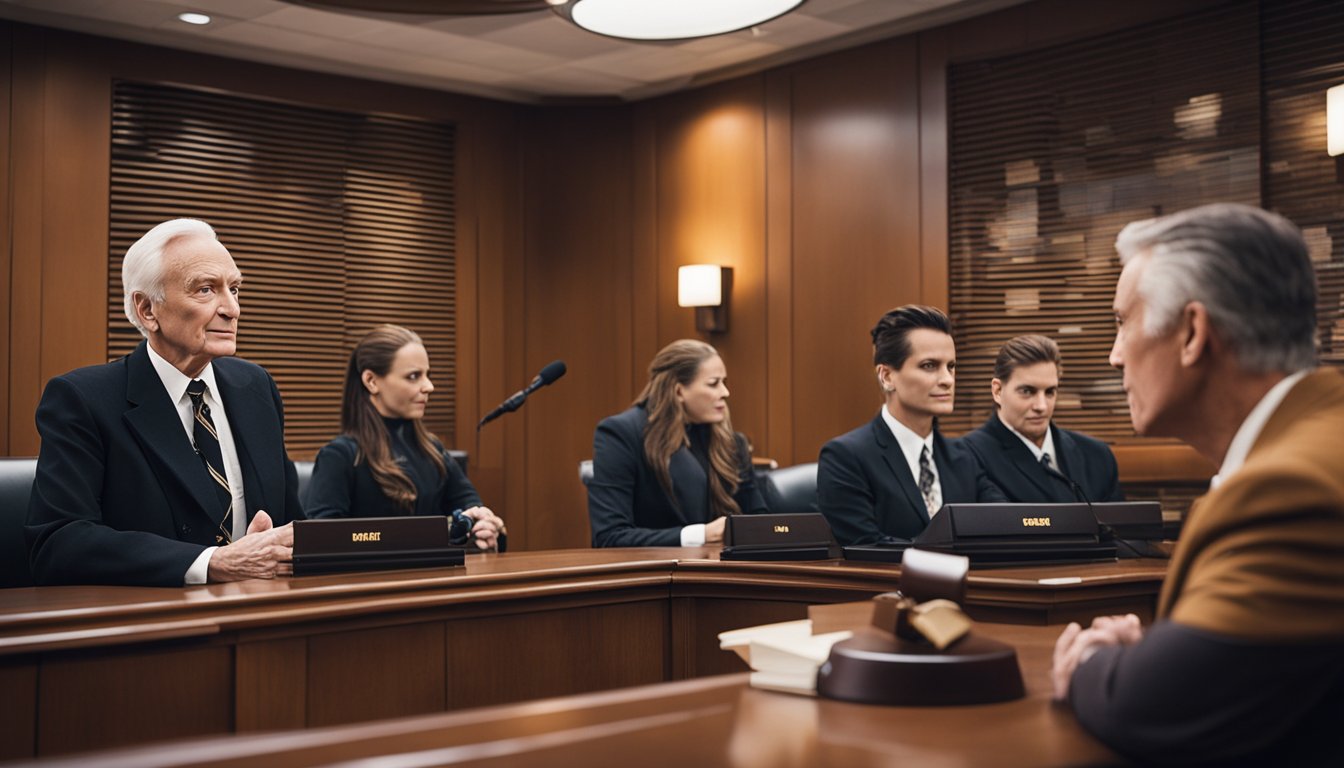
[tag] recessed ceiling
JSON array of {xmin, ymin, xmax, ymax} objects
[{"xmin": 0, "ymin": 0, "xmax": 1027, "ymax": 103}]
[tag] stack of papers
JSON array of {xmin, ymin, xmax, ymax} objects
[{"xmin": 718, "ymin": 619, "xmax": 853, "ymax": 695}]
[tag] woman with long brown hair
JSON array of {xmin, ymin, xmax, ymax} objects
[
  {"xmin": 304, "ymin": 325, "xmax": 505, "ymax": 550},
  {"xmin": 588, "ymin": 339, "xmax": 765, "ymax": 547}
]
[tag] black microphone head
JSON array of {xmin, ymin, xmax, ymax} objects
[{"xmin": 537, "ymin": 360, "xmax": 567, "ymax": 385}]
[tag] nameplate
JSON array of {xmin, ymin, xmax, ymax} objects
[
  {"xmin": 292, "ymin": 517, "xmax": 465, "ymax": 576},
  {"xmin": 912, "ymin": 503, "xmax": 1116, "ymax": 567},
  {"xmin": 720, "ymin": 513, "xmax": 840, "ymax": 561}
]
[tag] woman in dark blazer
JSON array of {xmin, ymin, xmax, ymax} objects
[
  {"xmin": 818, "ymin": 305, "xmax": 1004, "ymax": 546},
  {"xmin": 588, "ymin": 339, "xmax": 766, "ymax": 548},
  {"xmin": 304, "ymin": 325, "xmax": 505, "ymax": 551}
]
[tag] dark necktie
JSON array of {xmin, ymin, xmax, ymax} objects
[
  {"xmin": 1040, "ymin": 452, "xmax": 1054, "ymax": 472},
  {"xmin": 186, "ymin": 380, "xmax": 233, "ymax": 544},
  {"xmin": 919, "ymin": 445, "xmax": 937, "ymax": 516}
]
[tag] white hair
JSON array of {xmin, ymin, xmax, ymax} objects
[
  {"xmin": 1114, "ymin": 203, "xmax": 1317, "ymax": 374},
  {"xmin": 122, "ymin": 218, "xmax": 218, "ymax": 337}
]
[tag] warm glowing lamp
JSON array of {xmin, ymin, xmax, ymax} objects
[
  {"xmin": 1329, "ymin": 84, "xmax": 1344, "ymax": 157},
  {"xmin": 678, "ymin": 265, "xmax": 732, "ymax": 333}
]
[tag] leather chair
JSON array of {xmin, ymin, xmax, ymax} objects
[
  {"xmin": 762, "ymin": 462, "xmax": 819, "ymax": 515},
  {"xmin": 294, "ymin": 460, "xmax": 315, "ymax": 504},
  {"xmin": 0, "ymin": 458, "xmax": 38, "ymax": 588}
]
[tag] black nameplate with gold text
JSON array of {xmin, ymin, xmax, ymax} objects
[
  {"xmin": 291, "ymin": 517, "xmax": 465, "ymax": 576},
  {"xmin": 720, "ymin": 513, "xmax": 841, "ymax": 561},
  {"xmin": 912, "ymin": 503, "xmax": 1116, "ymax": 567}
]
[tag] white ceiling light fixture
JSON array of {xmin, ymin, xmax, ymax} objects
[
  {"xmin": 555, "ymin": 0, "xmax": 807, "ymax": 41},
  {"xmin": 176, "ymin": 12, "xmax": 212, "ymax": 25}
]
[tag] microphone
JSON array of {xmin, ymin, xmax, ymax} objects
[
  {"xmin": 477, "ymin": 360, "xmax": 567, "ymax": 430},
  {"xmin": 1043, "ymin": 459, "xmax": 1144, "ymax": 558}
]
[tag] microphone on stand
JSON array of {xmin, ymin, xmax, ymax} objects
[{"xmin": 477, "ymin": 360, "xmax": 567, "ymax": 430}]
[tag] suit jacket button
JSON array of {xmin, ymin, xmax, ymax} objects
[{"xmin": 180, "ymin": 524, "xmax": 191, "ymax": 536}]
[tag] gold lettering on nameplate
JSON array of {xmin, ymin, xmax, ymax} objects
[
  {"xmin": 1021, "ymin": 517, "xmax": 1051, "ymax": 527},
  {"xmin": 351, "ymin": 531, "xmax": 382, "ymax": 542},
  {"xmin": 773, "ymin": 525, "xmax": 790, "ymax": 533}
]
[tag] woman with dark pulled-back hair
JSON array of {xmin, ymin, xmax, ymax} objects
[
  {"xmin": 304, "ymin": 324, "xmax": 505, "ymax": 551},
  {"xmin": 588, "ymin": 339, "xmax": 766, "ymax": 548}
]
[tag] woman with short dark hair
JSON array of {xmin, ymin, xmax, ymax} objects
[
  {"xmin": 588, "ymin": 339, "xmax": 766, "ymax": 548},
  {"xmin": 817, "ymin": 305, "xmax": 1004, "ymax": 546}
]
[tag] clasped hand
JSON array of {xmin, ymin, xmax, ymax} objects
[
  {"xmin": 459, "ymin": 506, "xmax": 505, "ymax": 551},
  {"xmin": 1051, "ymin": 613, "xmax": 1144, "ymax": 701},
  {"xmin": 206, "ymin": 510, "xmax": 293, "ymax": 582}
]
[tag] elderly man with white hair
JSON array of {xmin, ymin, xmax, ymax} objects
[
  {"xmin": 26, "ymin": 219, "xmax": 300, "ymax": 586},
  {"xmin": 1052, "ymin": 203, "xmax": 1344, "ymax": 765}
]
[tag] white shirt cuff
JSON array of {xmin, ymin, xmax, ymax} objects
[
  {"xmin": 681, "ymin": 524, "xmax": 706, "ymax": 547},
  {"xmin": 185, "ymin": 547, "xmax": 217, "ymax": 585}
]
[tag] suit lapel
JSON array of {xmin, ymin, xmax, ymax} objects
[
  {"xmin": 213, "ymin": 361, "xmax": 269, "ymax": 524},
  {"xmin": 872, "ymin": 416, "xmax": 930, "ymax": 525},
  {"xmin": 990, "ymin": 414, "xmax": 1054, "ymax": 498},
  {"xmin": 121, "ymin": 342, "xmax": 223, "ymax": 526}
]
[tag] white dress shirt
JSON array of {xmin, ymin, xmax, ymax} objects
[
  {"xmin": 146, "ymin": 343, "xmax": 247, "ymax": 584},
  {"xmin": 1210, "ymin": 369, "xmax": 1310, "ymax": 491},
  {"xmin": 1004, "ymin": 417, "xmax": 1058, "ymax": 467},
  {"xmin": 880, "ymin": 404, "xmax": 942, "ymax": 515}
]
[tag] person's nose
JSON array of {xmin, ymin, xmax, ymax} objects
[
  {"xmin": 1109, "ymin": 335, "xmax": 1124, "ymax": 370},
  {"xmin": 423, "ymin": 377, "xmax": 434, "ymax": 393},
  {"xmin": 220, "ymin": 289, "xmax": 240, "ymax": 319}
]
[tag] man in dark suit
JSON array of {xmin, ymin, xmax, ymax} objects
[
  {"xmin": 1052, "ymin": 204, "xmax": 1344, "ymax": 765},
  {"xmin": 818, "ymin": 305, "xmax": 1005, "ymax": 546},
  {"xmin": 961, "ymin": 335, "xmax": 1122, "ymax": 504},
  {"xmin": 26, "ymin": 219, "xmax": 300, "ymax": 587}
]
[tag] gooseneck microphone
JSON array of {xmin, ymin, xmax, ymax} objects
[
  {"xmin": 477, "ymin": 360, "xmax": 567, "ymax": 430},
  {"xmin": 1043, "ymin": 459, "xmax": 1144, "ymax": 558}
]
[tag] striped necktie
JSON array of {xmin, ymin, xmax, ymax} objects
[{"xmin": 186, "ymin": 379, "xmax": 233, "ymax": 544}]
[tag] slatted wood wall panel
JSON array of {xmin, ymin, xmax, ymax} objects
[
  {"xmin": 108, "ymin": 81, "xmax": 456, "ymax": 460},
  {"xmin": 945, "ymin": 0, "xmax": 1260, "ymax": 441},
  {"xmin": 1263, "ymin": 0, "xmax": 1344, "ymax": 366}
]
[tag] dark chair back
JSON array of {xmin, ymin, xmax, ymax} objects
[
  {"xmin": 0, "ymin": 458, "xmax": 38, "ymax": 588},
  {"xmin": 762, "ymin": 462, "xmax": 819, "ymax": 516},
  {"xmin": 295, "ymin": 460, "xmax": 315, "ymax": 505}
]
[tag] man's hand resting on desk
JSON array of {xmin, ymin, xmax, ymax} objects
[
  {"xmin": 207, "ymin": 511, "xmax": 294, "ymax": 582},
  {"xmin": 460, "ymin": 506, "xmax": 506, "ymax": 551},
  {"xmin": 1051, "ymin": 613, "xmax": 1144, "ymax": 701}
]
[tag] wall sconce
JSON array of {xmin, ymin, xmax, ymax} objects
[
  {"xmin": 1329, "ymin": 84, "xmax": 1344, "ymax": 157},
  {"xmin": 678, "ymin": 265, "xmax": 732, "ymax": 334}
]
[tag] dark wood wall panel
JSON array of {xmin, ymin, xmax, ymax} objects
[
  {"xmin": 649, "ymin": 78, "xmax": 770, "ymax": 451},
  {"xmin": 38, "ymin": 645, "xmax": 233, "ymax": 755},
  {"xmin": 520, "ymin": 107, "xmax": 634, "ymax": 549},
  {"xmin": 788, "ymin": 38, "xmax": 924, "ymax": 465}
]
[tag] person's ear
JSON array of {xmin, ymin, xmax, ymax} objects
[
  {"xmin": 876, "ymin": 365, "xmax": 893, "ymax": 393},
  {"xmin": 1178, "ymin": 302, "xmax": 1211, "ymax": 368},
  {"xmin": 362, "ymin": 370, "xmax": 379, "ymax": 395},
  {"xmin": 133, "ymin": 292, "xmax": 159, "ymax": 333},
  {"xmin": 674, "ymin": 382, "xmax": 685, "ymax": 403},
  {"xmin": 991, "ymin": 378, "xmax": 1004, "ymax": 406}
]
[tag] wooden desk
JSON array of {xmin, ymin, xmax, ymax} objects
[
  {"xmin": 0, "ymin": 549, "xmax": 1164, "ymax": 760},
  {"xmin": 8, "ymin": 617, "xmax": 1124, "ymax": 767}
]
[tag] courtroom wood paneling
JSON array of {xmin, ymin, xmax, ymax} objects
[
  {"xmin": 37, "ymin": 644, "xmax": 233, "ymax": 755},
  {"xmin": 520, "ymin": 107, "xmax": 635, "ymax": 550},
  {"xmin": 442, "ymin": 600, "xmax": 670, "ymax": 710},
  {"xmin": 0, "ymin": 25, "xmax": 11, "ymax": 455},
  {"xmin": 0, "ymin": 658, "xmax": 36, "ymax": 760},
  {"xmin": 788, "ymin": 37, "xmax": 924, "ymax": 464},
  {"xmin": 307, "ymin": 622, "xmax": 447, "ymax": 727},
  {"xmin": 670, "ymin": 597, "xmax": 809, "ymax": 679},
  {"xmin": 764, "ymin": 71, "xmax": 796, "ymax": 464},
  {"xmin": 235, "ymin": 637, "xmax": 307, "ymax": 732},
  {"xmin": 649, "ymin": 77, "xmax": 770, "ymax": 451}
]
